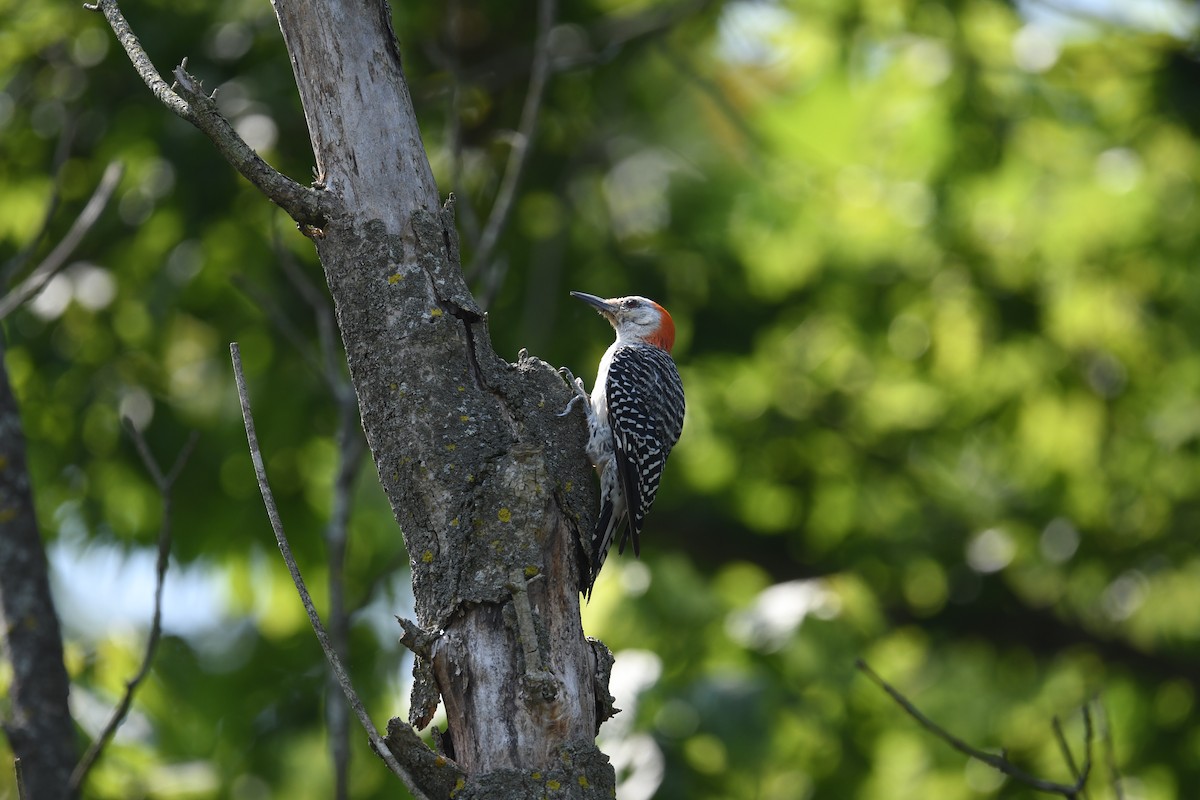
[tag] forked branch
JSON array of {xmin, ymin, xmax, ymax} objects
[
  {"xmin": 68, "ymin": 425, "xmax": 199, "ymax": 792},
  {"xmin": 84, "ymin": 0, "xmax": 334, "ymax": 227},
  {"xmin": 856, "ymin": 659, "xmax": 1092, "ymax": 797}
]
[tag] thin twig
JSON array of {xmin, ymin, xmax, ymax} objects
[
  {"xmin": 14, "ymin": 758, "xmax": 26, "ymax": 800},
  {"xmin": 1099, "ymin": 700, "xmax": 1124, "ymax": 800},
  {"xmin": 1, "ymin": 120, "xmax": 76, "ymax": 287},
  {"xmin": 0, "ymin": 161, "xmax": 123, "ymax": 321},
  {"xmin": 325, "ymin": 396, "xmax": 366, "ymax": 800},
  {"xmin": 856, "ymin": 660, "xmax": 1091, "ymax": 797},
  {"xmin": 230, "ymin": 274, "xmax": 326, "ymax": 380},
  {"xmin": 68, "ymin": 425, "xmax": 198, "ymax": 793},
  {"xmin": 466, "ymin": 0, "xmax": 557, "ymax": 285},
  {"xmin": 442, "ymin": 0, "xmax": 481, "ymax": 248},
  {"xmin": 272, "ymin": 223, "xmax": 343, "ymax": 393},
  {"xmin": 420, "ymin": 0, "xmax": 715, "ymax": 98},
  {"xmin": 229, "ymin": 343, "xmax": 430, "ymax": 800},
  {"xmin": 83, "ymin": 0, "xmax": 193, "ymax": 118},
  {"xmin": 479, "ymin": 254, "xmax": 510, "ymax": 311},
  {"xmin": 1053, "ymin": 715, "xmax": 1090, "ymax": 800},
  {"xmin": 85, "ymin": 0, "xmax": 332, "ymax": 226},
  {"xmin": 260, "ymin": 223, "xmax": 362, "ymax": 799}
]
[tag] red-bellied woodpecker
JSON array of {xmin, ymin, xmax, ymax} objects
[{"xmin": 561, "ymin": 291, "xmax": 685, "ymax": 597}]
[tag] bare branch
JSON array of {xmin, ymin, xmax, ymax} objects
[
  {"xmin": 14, "ymin": 759, "xmax": 26, "ymax": 800},
  {"xmin": 271, "ymin": 225, "xmax": 344, "ymax": 394},
  {"xmin": 68, "ymin": 425, "xmax": 199, "ymax": 793},
  {"xmin": 85, "ymin": 0, "xmax": 334, "ymax": 227},
  {"xmin": 84, "ymin": 0, "xmax": 192, "ymax": 118},
  {"xmin": 656, "ymin": 41, "xmax": 766, "ymax": 157},
  {"xmin": 422, "ymin": 0, "xmax": 715, "ymax": 98},
  {"xmin": 1053, "ymin": 715, "xmax": 1090, "ymax": 800},
  {"xmin": 442, "ymin": 0, "xmax": 482, "ymax": 249},
  {"xmin": 324, "ymin": 396, "xmax": 366, "ymax": 800},
  {"xmin": 0, "ymin": 161, "xmax": 123, "ymax": 321},
  {"xmin": 266, "ymin": 221, "xmax": 363, "ymax": 799},
  {"xmin": 856, "ymin": 659, "xmax": 1091, "ymax": 797},
  {"xmin": 466, "ymin": 0, "xmax": 557, "ymax": 286},
  {"xmin": 231, "ymin": 273, "xmax": 327, "ymax": 380},
  {"xmin": 1, "ymin": 120, "xmax": 76, "ymax": 286},
  {"xmin": 1099, "ymin": 701, "xmax": 1125, "ymax": 799},
  {"xmin": 229, "ymin": 342, "xmax": 437, "ymax": 800}
]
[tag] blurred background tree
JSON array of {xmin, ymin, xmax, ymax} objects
[{"xmin": 2, "ymin": 0, "xmax": 1198, "ymax": 797}]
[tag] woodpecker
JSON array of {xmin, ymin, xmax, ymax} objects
[{"xmin": 562, "ymin": 291, "xmax": 685, "ymax": 597}]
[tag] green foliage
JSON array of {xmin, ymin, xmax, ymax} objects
[{"xmin": 2, "ymin": 0, "xmax": 1199, "ymax": 797}]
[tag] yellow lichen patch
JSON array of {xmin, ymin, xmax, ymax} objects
[
  {"xmin": 578, "ymin": 776, "xmax": 590, "ymax": 788},
  {"xmin": 446, "ymin": 443, "xmax": 457, "ymax": 451},
  {"xmin": 524, "ymin": 565, "xmax": 540, "ymax": 578},
  {"xmin": 431, "ymin": 307, "xmax": 444, "ymax": 318},
  {"xmin": 546, "ymin": 780, "xmax": 561, "ymax": 790},
  {"xmin": 497, "ymin": 507, "xmax": 512, "ymax": 523},
  {"xmin": 531, "ymin": 772, "xmax": 541, "ymax": 780},
  {"xmin": 390, "ymin": 383, "xmax": 398, "ymax": 391},
  {"xmin": 564, "ymin": 481, "xmax": 573, "ymax": 493},
  {"xmin": 458, "ymin": 385, "xmax": 465, "ymax": 392},
  {"xmin": 422, "ymin": 550, "xmax": 434, "ymax": 564},
  {"xmin": 460, "ymin": 415, "xmax": 470, "ymax": 422},
  {"xmin": 388, "ymin": 273, "xmax": 402, "ymax": 284},
  {"xmin": 466, "ymin": 474, "xmax": 475, "ymax": 483},
  {"xmin": 434, "ymin": 756, "xmax": 446, "ymax": 767},
  {"xmin": 450, "ymin": 517, "xmax": 459, "ymax": 527}
]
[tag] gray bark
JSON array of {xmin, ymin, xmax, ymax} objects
[
  {"xmin": 0, "ymin": 330, "xmax": 78, "ymax": 799},
  {"xmin": 269, "ymin": 1, "xmax": 615, "ymax": 795}
]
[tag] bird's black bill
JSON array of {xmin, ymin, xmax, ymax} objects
[{"xmin": 570, "ymin": 291, "xmax": 613, "ymax": 314}]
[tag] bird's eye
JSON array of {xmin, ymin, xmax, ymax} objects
[{"xmin": 622, "ymin": 298, "xmax": 639, "ymax": 310}]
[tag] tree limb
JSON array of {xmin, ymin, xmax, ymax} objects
[
  {"xmin": 14, "ymin": 758, "xmax": 27, "ymax": 800},
  {"xmin": 256, "ymin": 227, "xmax": 363, "ymax": 797},
  {"xmin": 466, "ymin": 0, "xmax": 557, "ymax": 286},
  {"xmin": 271, "ymin": 224, "xmax": 342, "ymax": 394},
  {"xmin": 0, "ymin": 334, "xmax": 76, "ymax": 799},
  {"xmin": 0, "ymin": 161, "xmax": 123, "ymax": 321},
  {"xmin": 856, "ymin": 659, "xmax": 1092, "ymax": 797},
  {"xmin": 1052, "ymin": 714, "xmax": 1090, "ymax": 800},
  {"xmin": 229, "ymin": 342, "xmax": 443, "ymax": 800},
  {"xmin": 68, "ymin": 426, "xmax": 199, "ymax": 793},
  {"xmin": 1, "ymin": 120, "xmax": 75, "ymax": 287},
  {"xmin": 1099, "ymin": 701, "xmax": 1125, "ymax": 799},
  {"xmin": 85, "ymin": 0, "xmax": 334, "ymax": 227}
]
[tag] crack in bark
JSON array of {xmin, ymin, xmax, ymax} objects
[{"xmin": 458, "ymin": 315, "xmax": 488, "ymax": 391}]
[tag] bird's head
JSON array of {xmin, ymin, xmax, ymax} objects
[{"xmin": 570, "ymin": 291, "xmax": 676, "ymax": 353}]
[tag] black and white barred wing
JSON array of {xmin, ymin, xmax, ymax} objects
[{"xmin": 605, "ymin": 344, "xmax": 686, "ymax": 556}]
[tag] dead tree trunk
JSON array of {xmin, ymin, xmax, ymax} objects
[
  {"xmin": 271, "ymin": 4, "xmax": 615, "ymax": 793},
  {"xmin": 94, "ymin": 0, "xmax": 616, "ymax": 795}
]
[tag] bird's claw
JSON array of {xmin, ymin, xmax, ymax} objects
[
  {"xmin": 557, "ymin": 366, "xmax": 591, "ymax": 416},
  {"xmin": 558, "ymin": 394, "xmax": 584, "ymax": 418}
]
